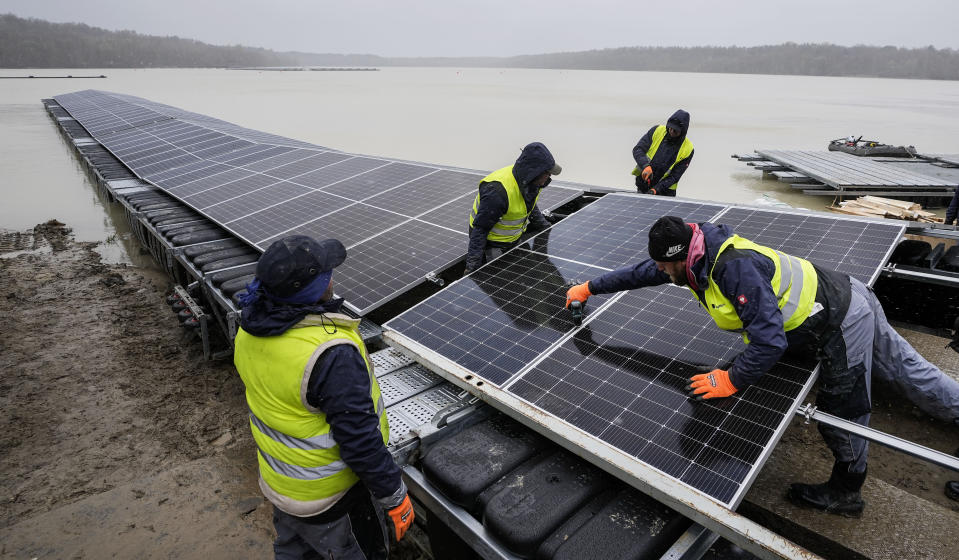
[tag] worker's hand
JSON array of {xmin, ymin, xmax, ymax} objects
[
  {"xmin": 649, "ymin": 188, "xmax": 657, "ymax": 195},
  {"xmin": 565, "ymin": 282, "xmax": 591, "ymax": 308},
  {"xmin": 641, "ymin": 165, "xmax": 653, "ymax": 184},
  {"xmin": 686, "ymin": 369, "xmax": 737, "ymax": 400},
  {"xmin": 386, "ymin": 494, "xmax": 415, "ymax": 541}
]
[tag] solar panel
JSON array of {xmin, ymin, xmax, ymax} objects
[
  {"xmin": 337, "ymin": 220, "xmax": 467, "ymax": 313},
  {"xmin": 53, "ymin": 89, "xmax": 586, "ymax": 314},
  {"xmin": 507, "ymin": 286, "xmax": 816, "ymax": 505},
  {"xmin": 228, "ymin": 190, "xmax": 356, "ymax": 245},
  {"xmin": 386, "ymin": 195, "xmax": 901, "ymax": 507},
  {"xmin": 542, "ymin": 194, "xmax": 724, "ymax": 269},
  {"xmin": 711, "ymin": 207, "xmax": 904, "ymax": 285},
  {"xmin": 260, "ymin": 203, "xmax": 409, "ymax": 250},
  {"xmin": 387, "ymin": 248, "xmax": 616, "ymax": 385},
  {"xmin": 364, "ymin": 170, "xmax": 478, "ymax": 218}
]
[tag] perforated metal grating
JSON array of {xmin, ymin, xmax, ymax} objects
[{"xmin": 370, "ymin": 348, "xmax": 416, "ymax": 376}]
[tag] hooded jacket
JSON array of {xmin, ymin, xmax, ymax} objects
[
  {"xmin": 466, "ymin": 143, "xmax": 555, "ymax": 270},
  {"xmin": 632, "ymin": 110, "xmax": 694, "ymax": 196}
]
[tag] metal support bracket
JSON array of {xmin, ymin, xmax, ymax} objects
[{"xmin": 795, "ymin": 403, "xmax": 959, "ymax": 471}]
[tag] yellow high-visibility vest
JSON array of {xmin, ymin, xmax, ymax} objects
[{"xmin": 234, "ymin": 313, "xmax": 388, "ymax": 516}]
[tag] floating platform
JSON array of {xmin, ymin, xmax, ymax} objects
[{"xmin": 734, "ymin": 149, "xmax": 959, "ymax": 204}]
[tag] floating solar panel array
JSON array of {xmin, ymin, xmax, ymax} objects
[
  {"xmin": 53, "ymin": 90, "xmax": 583, "ymax": 314},
  {"xmin": 387, "ymin": 194, "xmax": 904, "ymax": 507}
]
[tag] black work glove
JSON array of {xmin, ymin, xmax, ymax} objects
[{"xmin": 635, "ymin": 176, "xmax": 649, "ymax": 192}]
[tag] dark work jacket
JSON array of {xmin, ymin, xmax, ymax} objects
[
  {"xmin": 240, "ymin": 297, "xmax": 402, "ymax": 500},
  {"xmin": 946, "ymin": 185, "xmax": 959, "ymax": 225},
  {"xmin": 632, "ymin": 110, "xmax": 693, "ymax": 196},
  {"xmin": 466, "ymin": 144, "xmax": 555, "ymax": 270},
  {"xmin": 587, "ymin": 222, "xmax": 850, "ymax": 390}
]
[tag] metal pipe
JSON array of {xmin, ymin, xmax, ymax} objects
[
  {"xmin": 881, "ymin": 264, "xmax": 959, "ymax": 288},
  {"xmin": 795, "ymin": 404, "xmax": 959, "ymax": 471}
]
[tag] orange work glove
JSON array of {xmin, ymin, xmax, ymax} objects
[
  {"xmin": 386, "ymin": 494, "xmax": 415, "ymax": 541},
  {"xmin": 687, "ymin": 369, "xmax": 737, "ymax": 400},
  {"xmin": 565, "ymin": 282, "xmax": 592, "ymax": 308},
  {"xmin": 641, "ymin": 165, "xmax": 653, "ymax": 184},
  {"xmin": 649, "ymin": 188, "xmax": 657, "ymax": 195}
]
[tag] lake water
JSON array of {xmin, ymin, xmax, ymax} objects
[{"xmin": 2, "ymin": 67, "xmax": 958, "ymax": 263}]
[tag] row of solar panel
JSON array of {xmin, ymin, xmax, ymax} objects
[{"xmin": 54, "ymin": 90, "xmax": 584, "ymax": 313}]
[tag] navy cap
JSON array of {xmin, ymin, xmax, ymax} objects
[
  {"xmin": 256, "ymin": 236, "xmax": 346, "ymax": 298},
  {"xmin": 648, "ymin": 216, "xmax": 693, "ymax": 262}
]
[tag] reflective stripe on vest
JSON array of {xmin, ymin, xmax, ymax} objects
[
  {"xmin": 631, "ymin": 125, "xmax": 694, "ymax": 191},
  {"xmin": 259, "ymin": 448, "xmax": 348, "ymax": 480},
  {"xmin": 690, "ymin": 235, "xmax": 818, "ymax": 337},
  {"xmin": 234, "ymin": 313, "xmax": 389, "ymax": 510},
  {"xmin": 469, "ymin": 165, "xmax": 541, "ymax": 243}
]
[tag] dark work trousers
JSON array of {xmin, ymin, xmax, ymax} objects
[
  {"xmin": 272, "ymin": 488, "xmax": 389, "ymax": 560},
  {"xmin": 816, "ymin": 280, "xmax": 874, "ymax": 474},
  {"xmin": 818, "ymin": 277, "xmax": 959, "ymax": 473}
]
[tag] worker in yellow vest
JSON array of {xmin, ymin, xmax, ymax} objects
[
  {"xmin": 632, "ymin": 110, "xmax": 693, "ymax": 196},
  {"xmin": 465, "ymin": 142, "xmax": 562, "ymax": 273},
  {"xmin": 234, "ymin": 236, "xmax": 412, "ymax": 559},
  {"xmin": 566, "ymin": 216, "xmax": 959, "ymax": 517}
]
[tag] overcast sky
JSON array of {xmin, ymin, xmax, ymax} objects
[{"xmin": 3, "ymin": 0, "xmax": 957, "ymax": 57}]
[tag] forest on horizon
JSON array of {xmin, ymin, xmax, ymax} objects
[{"xmin": 2, "ymin": 14, "xmax": 958, "ymax": 80}]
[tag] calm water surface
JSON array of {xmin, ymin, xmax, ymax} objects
[{"xmin": 2, "ymin": 68, "xmax": 958, "ymax": 262}]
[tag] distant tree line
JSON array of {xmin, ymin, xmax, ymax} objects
[
  {"xmin": 0, "ymin": 14, "xmax": 293, "ymax": 68},
  {"xmin": 499, "ymin": 43, "xmax": 959, "ymax": 80},
  {"xmin": 3, "ymin": 14, "xmax": 958, "ymax": 80}
]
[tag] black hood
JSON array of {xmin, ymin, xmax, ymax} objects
[
  {"xmin": 666, "ymin": 109, "xmax": 690, "ymax": 140},
  {"xmin": 512, "ymin": 142, "xmax": 557, "ymax": 186}
]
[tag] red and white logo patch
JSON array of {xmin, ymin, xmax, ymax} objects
[{"xmin": 737, "ymin": 294, "xmax": 748, "ymax": 305}]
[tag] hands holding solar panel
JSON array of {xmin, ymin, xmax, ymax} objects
[{"xmin": 564, "ymin": 215, "xmax": 959, "ymax": 516}]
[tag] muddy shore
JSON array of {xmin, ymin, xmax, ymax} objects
[
  {"xmin": 0, "ymin": 222, "xmax": 955, "ymax": 559},
  {"xmin": 0, "ymin": 222, "xmax": 427, "ymax": 559}
]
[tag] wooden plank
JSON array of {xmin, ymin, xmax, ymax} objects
[{"xmin": 859, "ymin": 196, "xmax": 920, "ymax": 211}]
